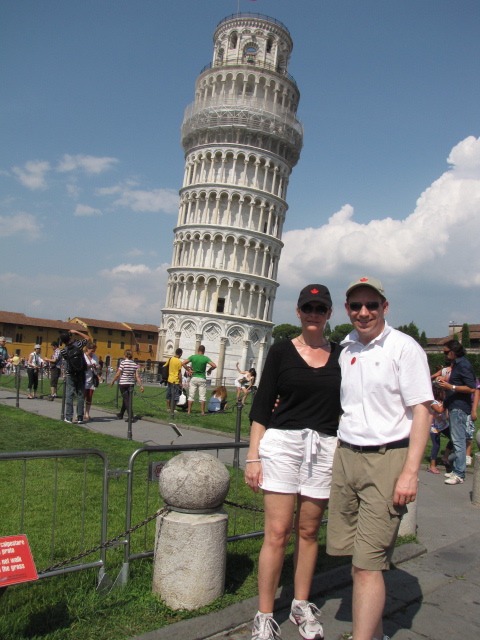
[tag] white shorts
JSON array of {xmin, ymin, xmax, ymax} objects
[{"xmin": 258, "ymin": 428, "xmax": 337, "ymax": 499}]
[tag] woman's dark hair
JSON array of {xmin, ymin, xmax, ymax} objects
[
  {"xmin": 249, "ymin": 368, "xmax": 257, "ymax": 378},
  {"xmin": 445, "ymin": 339, "xmax": 465, "ymax": 358}
]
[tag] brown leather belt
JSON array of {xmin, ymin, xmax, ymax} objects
[{"xmin": 338, "ymin": 437, "xmax": 410, "ymax": 453}]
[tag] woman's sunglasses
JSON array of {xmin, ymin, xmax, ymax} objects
[{"xmin": 300, "ymin": 303, "xmax": 329, "ymax": 315}]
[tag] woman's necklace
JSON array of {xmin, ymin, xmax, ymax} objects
[{"xmin": 296, "ymin": 337, "xmax": 329, "ymax": 350}]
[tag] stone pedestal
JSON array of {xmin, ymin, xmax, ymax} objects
[
  {"xmin": 399, "ymin": 498, "xmax": 417, "ymax": 536},
  {"xmin": 472, "ymin": 452, "xmax": 480, "ymax": 507},
  {"xmin": 152, "ymin": 452, "xmax": 230, "ymax": 610}
]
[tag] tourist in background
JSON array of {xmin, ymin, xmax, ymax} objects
[
  {"xmin": 44, "ymin": 340, "xmax": 62, "ymax": 400},
  {"xmin": 83, "ymin": 342, "xmax": 99, "ymax": 422},
  {"xmin": 111, "ymin": 350, "xmax": 144, "ymax": 421},
  {"xmin": 26, "ymin": 344, "xmax": 43, "ymax": 399},
  {"xmin": 165, "ymin": 348, "xmax": 183, "ymax": 411},
  {"xmin": 438, "ymin": 340, "xmax": 477, "ymax": 484},
  {"xmin": 182, "ymin": 345, "xmax": 217, "ymax": 416}
]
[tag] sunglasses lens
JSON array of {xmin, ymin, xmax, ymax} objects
[
  {"xmin": 349, "ymin": 302, "xmax": 380, "ymax": 311},
  {"xmin": 301, "ymin": 304, "xmax": 328, "ymax": 314}
]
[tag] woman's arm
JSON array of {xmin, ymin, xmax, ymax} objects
[
  {"xmin": 110, "ymin": 367, "xmax": 121, "ymax": 385},
  {"xmin": 135, "ymin": 367, "xmax": 144, "ymax": 392},
  {"xmin": 244, "ymin": 421, "xmax": 266, "ymax": 493}
]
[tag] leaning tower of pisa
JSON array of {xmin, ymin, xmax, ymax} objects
[{"xmin": 157, "ymin": 12, "xmax": 303, "ymax": 383}]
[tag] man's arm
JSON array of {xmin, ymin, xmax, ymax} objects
[
  {"xmin": 393, "ymin": 401, "xmax": 431, "ymax": 507},
  {"xmin": 70, "ymin": 328, "xmax": 90, "ymax": 341},
  {"xmin": 471, "ymin": 388, "xmax": 479, "ymax": 421},
  {"xmin": 437, "ymin": 379, "xmax": 476, "ymax": 394}
]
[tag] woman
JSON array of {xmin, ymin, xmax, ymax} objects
[
  {"xmin": 207, "ymin": 386, "xmax": 228, "ymax": 412},
  {"xmin": 26, "ymin": 344, "xmax": 43, "ymax": 399},
  {"xmin": 83, "ymin": 342, "xmax": 99, "ymax": 422},
  {"xmin": 235, "ymin": 363, "xmax": 257, "ymax": 404},
  {"xmin": 245, "ymin": 284, "xmax": 341, "ymax": 640},
  {"xmin": 110, "ymin": 350, "xmax": 144, "ymax": 420}
]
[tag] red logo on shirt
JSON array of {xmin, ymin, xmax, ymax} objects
[{"xmin": 351, "ymin": 357, "xmax": 356, "ymax": 365}]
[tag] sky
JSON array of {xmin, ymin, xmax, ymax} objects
[{"xmin": 1, "ymin": 0, "xmax": 480, "ymax": 338}]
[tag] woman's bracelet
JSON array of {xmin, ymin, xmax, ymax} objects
[{"xmin": 245, "ymin": 459, "xmax": 261, "ymax": 463}]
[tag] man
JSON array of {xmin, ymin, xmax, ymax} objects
[
  {"xmin": 438, "ymin": 339, "xmax": 477, "ymax": 484},
  {"xmin": 165, "ymin": 348, "xmax": 183, "ymax": 411},
  {"xmin": 327, "ymin": 277, "xmax": 432, "ymax": 640},
  {"xmin": 0, "ymin": 336, "xmax": 12, "ymax": 373},
  {"xmin": 59, "ymin": 328, "xmax": 90, "ymax": 424},
  {"xmin": 44, "ymin": 340, "xmax": 62, "ymax": 400},
  {"xmin": 182, "ymin": 345, "xmax": 217, "ymax": 415}
]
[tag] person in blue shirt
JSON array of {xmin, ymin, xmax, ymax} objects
[{"xmin": 438, "ymin": 340, "xmax": 477, "ymax": 484}]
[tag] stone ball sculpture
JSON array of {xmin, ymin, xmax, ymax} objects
[{"xmin": 159, "ymin": 451, "xmax": 230, "ymax": 510}]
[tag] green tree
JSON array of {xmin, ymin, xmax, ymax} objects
[
  {"xmin": 462, "ymin": 323, "xmax": 471, "ymax": 347},
  {"xmin": 396, "ymin": 321, "xmax": 420, "ymax": 343},
  {"xmin": 419, "ymin": 331, "xmax": 427, "ymax": 348},
  {"xmin": 329, "ymin": 323, "xmax": 354, "ymax": 343},
  {"xmin": 272, "ymin": 323, "xmax": 300, "ymax": 343}
]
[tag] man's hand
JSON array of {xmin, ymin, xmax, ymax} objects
[{"xmin": 393, "ymin": 470, "xmax": 419, "ymax": 507}]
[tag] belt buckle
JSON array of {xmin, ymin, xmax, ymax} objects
[{"xmin": 378, "ymin": 445, "xmax": 386, "ymax": 454}]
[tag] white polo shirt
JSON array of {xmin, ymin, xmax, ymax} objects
[{"xmin": 338, "ymin": 322, "xmax": 433, "ymax": 446}]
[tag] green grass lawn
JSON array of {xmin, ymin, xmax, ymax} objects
[{"xmin": 0, "ymin": 405, "xmax": 345, "ymax": 640}]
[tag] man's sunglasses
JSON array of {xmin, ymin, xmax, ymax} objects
[
  {"xmin": 348, "ymin": 301, "xmax": 381, "ymax": 312},
  {"xmin": 300, "ymin": 303, "xmax": 329, "ymax": 315}
]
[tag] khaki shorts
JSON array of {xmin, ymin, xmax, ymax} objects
[
  {"xmin": 188, "ymin": 377, "xmax": 207, "ymax": 402},
  {"xmin": 326, "ymin": 444, "xmax": 408, "ymax": 570}
]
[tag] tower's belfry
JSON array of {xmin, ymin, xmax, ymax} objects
[{"xmin": 157, "ymin": 13, "xmax": 303, "ymax": 382}]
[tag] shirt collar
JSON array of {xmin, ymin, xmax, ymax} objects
[{"xmin": 342, "ymin": 320, "xmax": 391, "ymax": 347}]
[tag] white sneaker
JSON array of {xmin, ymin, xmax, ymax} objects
[
  {"xmin": 466, "ymin": 455, "xmax": 472, "ymax": 466},
  {"xmin": 289, "ymin": 601, "xmax": 323, "ymax": 640},
  {"xmin": 252, "ymin": 613, "xmax": 281, "ymax": 640},
  {"xmin": 445, "ymin": 474, "xmax": 464, "ymax": 485},
  {"xmin": 444, "ymin": 471, "xmax": 455, "ymax": 478}
]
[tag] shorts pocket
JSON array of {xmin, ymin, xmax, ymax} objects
[{"xmin": 387, "ymin": 500, "xmax": 407, "ymax": 518}]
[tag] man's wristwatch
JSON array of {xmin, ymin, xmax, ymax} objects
[{"xmin": 452, "ymin": 385, "xmax": 456, "ymax": 391}]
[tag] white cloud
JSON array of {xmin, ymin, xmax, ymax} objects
[
  {"xmin": 57, "ymin": 154, "xmax": 119, "ymax": 174},
  {"xmin": 110, "ymin": 187, "xmax": 179, "ymax": 213},
  {"xmin": 279, "ymin": 136, "xmax": 480, "ymax": 291},
  {"xmin": 0, "ymin": 212, "xmax": 42, "ymax": 239},
  {"xmin": 66, "ymin": 183, "xmax": 81, "ymax": 198},
  {"xmin": 0, "ymin": 267, "xmax": 168, "ymax": 328},
  {"xmin": 101, "ymin": 263, "xmax": 155, "ymax": 277},
  {"xmin": 74, "ymin": 203, "xmax": 102, "ymax": 217},
  {"xmin": 12, "ymin": 160, "xmax": 51, "ymax": 190}
]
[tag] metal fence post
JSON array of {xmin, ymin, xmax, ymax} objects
[
  {"xmin": 233, "ymin": 401, "xmax": 243, "ymax": 470},
  {"xmin": 126, "ymin": 387, "xmax": 133, "ymax": 440}
]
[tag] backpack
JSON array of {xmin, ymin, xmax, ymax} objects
[
  {"xmin": 160, "ymin": 359, "xmax": 170, "ymax": 383},
  {"xmin": 64, "ymin": 343, "xmax": 87, "ymax": 380}
]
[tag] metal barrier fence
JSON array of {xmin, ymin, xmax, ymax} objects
[
  {"xmin": 0, "ymin": 449, "xmax": 110, "ymax": 586},
  {"xmin": 0, "ymin": 441, "xmax": 261, "ymax": 590}
]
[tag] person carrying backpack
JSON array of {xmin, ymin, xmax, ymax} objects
[{"xmin": 59, "ymin": 328, "xmax": 90, "ymax": 424}]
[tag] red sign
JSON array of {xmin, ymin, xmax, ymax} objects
[{"xmin": 0, "ymin": 535, "xmax": 38, "ymax": 587}]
